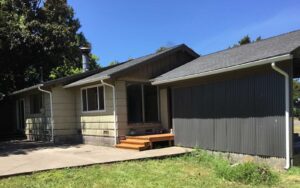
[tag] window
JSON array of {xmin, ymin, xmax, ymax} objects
[
  {"xmin": 29, "ymin": 94, "xmax": 43, "ymax": 114},
  {"xmin": 127, "ymin": 84, "xmax": 143, "ymax": 122},
  {"xmin": 144, "ymin": 85, "xmax": 159, "ymax": 122},
  {"xmin": 81, "ymin": 85, "xmax": 105, "ymax": 112},
  {"xmin": 127, "ymin": 83, "xmax": 159, "ymax": 123}
]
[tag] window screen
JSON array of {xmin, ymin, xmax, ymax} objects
[
  {"xmin": 98, "ymin": 86, "xmax": 104, "ymax": 110},
  {"xmin": 87, "ymin": 87, "xmax": 98, "ymax": 111},
  {"xmin": 144, "ymin": 85, "xmax": 159, "ymax": 122},
  {"xmin": 30, "ymin": 94, "xmax": 43, "ymax": 114},
  {"xmin": 127, "ymin": 84, "xmax": 143, "ymax": 123},
  {"xmin": 82, "ymin": 86, "xmax": 105, "ymax": 112},
  {"xmin": 127, "ymin": 83, "xmax": 159, "ymax": 123}
]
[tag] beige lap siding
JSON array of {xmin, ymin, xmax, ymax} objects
[
  {"xmin": 114, "ymin": 81, "xmax": 128, "ymax": 137},
  {"xmin": 75, "ymin": 85, "xmax": 116, "ymax": 146},
  {"xmin": 24, "ymin": 92, "xmax": 51, "ymax": 141},
  {"xmin": 51, "ymin": 86, "xmax": 79, "ymax": 143},
  {"xmin": 80, "ymin": 115, "xmax": 115, "ymax": 137}
]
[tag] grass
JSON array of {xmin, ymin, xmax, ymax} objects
[{"xmin": 0, "ymin": 150, "xmax": 300, "ymax": 188}]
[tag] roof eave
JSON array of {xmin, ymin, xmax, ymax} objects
[
  {"xmin": 152, "ymin": 53, "xmax": 293, "ymax": 85},
  {"xmin": 10, "ymin": 84, "xmax": 44, "ymax": 96},
  {"xmin": 63, "ymin": 75, "xmax": 111, "ymax": 88}
]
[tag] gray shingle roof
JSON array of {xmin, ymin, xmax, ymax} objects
[
  {"xmin": 11, "ymin": 64, "xmax": 120, "ymax": 95},
  {"xmin": 64, "ymin": 44, "xmax": 198, "ymax": 88},
  {"xmin": 153, "ymin": 30, "xmax": 300, "ymax": 85}
]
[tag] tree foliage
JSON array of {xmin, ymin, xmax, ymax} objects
[
  {"xmin": 156, "ymin": 46, "xmax": 168, "ymax": 53},
  {"xmin": 108, "ymin": 60, "xmax": 119, "ymax": 66},
  {"xmin": 231, "ymin": 35, "xmax": 262, "ymax": 48},
  {"xmin": 0, "ymin": 0, "xmax": 98, "ymax": 94}
]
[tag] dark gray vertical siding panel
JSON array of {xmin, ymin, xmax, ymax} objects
[
  {"xmin": 172, "ymin": 68, "xmax": 287, "ymax": 157},
  {"xmin": 193, "ymin": 85, "xmax": 214, "ymax": 149},
  {"xmin": 272, "ymin": 72, "xmax": 286, "ymax": 157},
  {"xmin": 201, "ymin": 84, "xmax": 215, "ymax": 149},
  {"xmin": 184, "ymin": 88, "xmax": 193, "ymax": 147},
  {"xmin": 226, "ymin": 79, "xmax": 242, "ymax": 153},
  {"xmin": 191, "ymin": 86, "xmax": 201, "ymax": 147},
  {"xmin": 254, "ymin": 73, "xmax": 285, "ymax": 157},
  {"xmin": 255, "ymin": 75, "xmax": 267, "ymax": 156},
  {"xmin": 240, "ymin": 78, "xmax": 256, "ymax": 154},
  {"xmin": 213, "ymin": 83, "xmax": 227, "ymax": 152},
  {"xmin": 172, "ymin": 87, "xmax": 192, "ymax": 147},
  {"xmin": 172, "ymin": 88, "xmax": 184, "ymax": 146}
]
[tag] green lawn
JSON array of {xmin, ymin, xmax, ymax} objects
[{"xmin": 0, "ymin": 151, "xmax": 300, "ymax": 188}]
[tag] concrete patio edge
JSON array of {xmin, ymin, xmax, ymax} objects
[{"xmin": 0, "ymin": 144, "xmax": 193, "ymax": 178}]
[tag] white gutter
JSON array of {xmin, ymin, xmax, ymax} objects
[
  {"xmin": 153, "ymin": 54, "xmax": 292, "ymax": 85},
  {"xmin": 100, "ymin": 80, "xmax": 118, "ymax": 145},
  {"xmin": 38, "ymin": 85, "xmax": 54, "ymax": 142},
  {"xmin": 271, "ymin": 62, "xmax": 291, "ymax": 169}
]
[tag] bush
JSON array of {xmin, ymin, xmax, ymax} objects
[
  {"xmin": 215, "ymin": 162, "xmax": 279, "ymax": 185},
  {"xmin": 186, "ymin": 150, "xmax": 279, "ymax": 185}
]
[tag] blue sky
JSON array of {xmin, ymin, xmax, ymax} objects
[{"xmin": 68, "ymin": 0, "xmax": 300, "ymax": 66}]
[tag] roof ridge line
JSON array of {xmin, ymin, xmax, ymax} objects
[{"xmin": 196, "ymin": 29, "xmax": 300, "ymax": 59}]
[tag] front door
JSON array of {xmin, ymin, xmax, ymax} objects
[{"xmin": 17, "ymin": 99, "xmax": 25, "ymax": 131}]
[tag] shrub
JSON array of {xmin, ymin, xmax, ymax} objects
[{"xmin": 215, "ymin": 162, "xmax": 279, "ymax": 185}]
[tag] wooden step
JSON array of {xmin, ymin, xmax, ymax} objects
[
  {"xmin": 120, "ymin": 139, "xmax": 150, "ymax": 145},
  {"xmin": 126, "ymin": 134, "xmax": 174, "ymax": 142},
  {"xmin": 125, "ymin": 136, "xmax": 150, "ymax": 140},
  {"xmin": 116, "ymin": 143, "xmax": 147, "ymax": 151}
]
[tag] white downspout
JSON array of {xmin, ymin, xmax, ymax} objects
[
  {"xmin": 101, "ymin": 80, "xmax": 117, "ymax": 145},
  {"xmin": 271, "ymin": 62, "xmax": 290, "ymax": 169},
  {"xmin": 38, "ymin": 85, "xmax": 54, "ymax": 142}
]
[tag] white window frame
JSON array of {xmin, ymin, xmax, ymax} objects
[{"xmin": 81, "ymin": 84, "xmax": 106, "ymax": 113}]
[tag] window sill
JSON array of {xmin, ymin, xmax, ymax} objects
[
  {"xmin": 127, "ymin": 122, "xmax": 161, "ymax": 127},
  {"xmin": 81, "ymin": 110, "xmax": 106, "ymax": 114}
]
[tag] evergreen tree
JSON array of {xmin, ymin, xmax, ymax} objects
[{"xmin": 0, "ymin": 0, "xmax": 98, "ymax": 94}]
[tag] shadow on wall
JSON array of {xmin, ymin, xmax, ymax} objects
[
  {"xmin": 0, "ymin": 97, "xmax": 15, "ymax": 136},
  {"xmin": 172, "ymin": 72, "xmax": 286, "ymax": 120},
  {"xmin": 27, "ymin": 116, "xmax": 52, "ymax": 142}
]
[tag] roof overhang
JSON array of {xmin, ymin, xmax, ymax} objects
[
  {"xmin": 152, "ymin": 54, "xmax": 293, "ymax": 85},
  {"xmin": 10, "ymin": 84, "xmax": 43, "ymax": 95},
  {"xmin": 63, "ymin": 75, "xmax": 110, "ymax": 88}
]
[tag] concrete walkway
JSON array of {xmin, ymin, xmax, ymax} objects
[{"xmin": 0, "ymin": 140, "xmax": 192, "ymax": 177}]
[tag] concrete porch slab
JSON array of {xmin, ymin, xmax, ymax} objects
[{"xmin": 0, "ymin": 140, "xmax": 193, "ymax": 177}]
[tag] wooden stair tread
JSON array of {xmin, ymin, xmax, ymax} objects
[
  {"xmin": 126, "ymin": 134, "xmax": 174, "ymax": 141},
  {"xmin": 116, "ymin": 143, "xmax": 147, "ymax": 150},
  {"xmin": 116, "ymin": 134, "xmax": 174, "ymax": 151},
  {"xmin": 120, "ymin": 139, "xmax": 150, "ymax": 144}
]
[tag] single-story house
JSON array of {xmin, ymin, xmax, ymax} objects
[
  {"xmin": 152, "ymin": 30, "xmax": 300, "ymax": 169},
  {"xmin": 11, "ymin": 44, "xmax": 198, "ymax": 146},
  {"xmin": 9, "ymin": 29, "xmax": 300, "ymax": 168}
]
